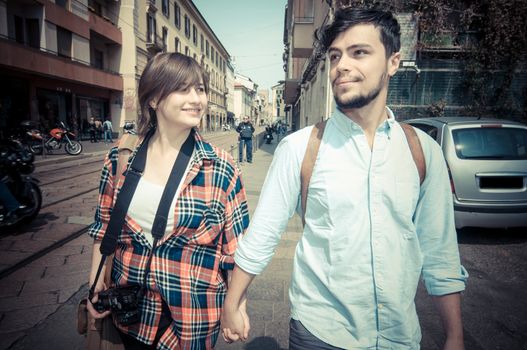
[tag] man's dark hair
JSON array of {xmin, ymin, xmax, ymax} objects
[{"xmin": 316, "ymin": 8, "xmax": 401, "ymax": 58}]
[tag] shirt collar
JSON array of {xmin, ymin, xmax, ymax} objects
[{"xmin": 332, "ymin": 106, "xmax": 396, "ymax": 138}]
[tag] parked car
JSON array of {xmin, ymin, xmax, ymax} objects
[{"xmin": 403, "ymin": 117, "xmax": 527, "ymax": 229}]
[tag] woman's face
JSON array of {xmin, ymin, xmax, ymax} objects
[{"xmin": 155, "ymin": 80, "xmax": 208, "ymax": 130}]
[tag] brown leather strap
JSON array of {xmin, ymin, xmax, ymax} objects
[
  {"xmin": 116, "ymin": 134, "xmax": 139, "ymax": 179},
  {"xmin": 300, "ymin": 121, "xmax": 327, "ymax": 226},
  {"xmin": 400, "ymin": 123, "xmax": 426, "ymax": 185}
]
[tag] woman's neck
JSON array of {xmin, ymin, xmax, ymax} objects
[{"xmin": 149, "ymin": 127, "xmax": 192, "ymax": 155}]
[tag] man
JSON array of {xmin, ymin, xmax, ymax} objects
[
  {"xmin": 221, "ymin": 8, "xmax": 467, "ymax": 350},
  {"xmin": 236, "ymin": 116, "xmax": 255, "ymax": 163},
  {"xmin": 88, "ymin": 117, "xmax": 97, "ymax": 143},
  {"xmin": 102, "ymin": 118, "xmax": 113, "ymax": 143}
]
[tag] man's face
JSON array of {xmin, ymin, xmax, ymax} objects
[
  {"xmin": 328, "ymin": 24, "xmax": 400, "ymax": 110},
  {"xmin": 243, "ymin": 117, "xmax": 249, "ymax": 123}
]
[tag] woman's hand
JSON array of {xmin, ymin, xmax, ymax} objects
[
  {"xmin": 86, "ymin": 282, "xmax": 111, "ymax": 319},
  {"xmin": 221, "ymin": 294, "xmax": 250, "ymax": 343}
]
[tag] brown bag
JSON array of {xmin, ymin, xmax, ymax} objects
[
  {"xmin": 300, "ymin": 121, "xmax": 426, "ymax": 226},
  {"xmin": 76, "ymin": 135, "xmax": 140, "ymax": 349}
]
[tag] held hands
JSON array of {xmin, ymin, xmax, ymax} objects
[{"xmin": 221, "ymin": 295, "xmax": 250, "ymax": 343}]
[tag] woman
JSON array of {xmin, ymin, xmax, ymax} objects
[{"xmin": 87, "ymin": 53, "xmax": 250, "ymax": 349}]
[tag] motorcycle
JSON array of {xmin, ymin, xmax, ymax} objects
[
  {"xmin": 264, "ymin": 131, "xmax": 274, "ymax": 144},
  {"xmin": 0, "ymin": 139, "xmax": 42, "ymax": 227},
  {"xmin": 28, "ymin": 122, "xmax": 83, "ymax": 156}
]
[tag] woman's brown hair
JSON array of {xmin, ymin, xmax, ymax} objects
[{"xmin": 137, "ymin": 52, "xmax": 209, "ymax": 137}]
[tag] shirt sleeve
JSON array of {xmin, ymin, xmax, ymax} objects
[
  {"xmin": 88, "ymin": 148, "xmax": 118, "ymax": 241},
  {"xmin": 220, "ymin": 165, "xmax": 250, "ymax": 270},
  {"xmin": 234, "ymin": 133, "xmax": 305, "ymax": 275},
  {"xmin": 414, "ymin": 131, "xmax": 469, "ymax": 296}
]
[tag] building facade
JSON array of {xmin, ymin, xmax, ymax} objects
[
  {"xmin": 0, "ymin": 0, "xmax": 123, "ymax": 139},
  {"xmin": 270, "ymin": 82, "xmax": 287, "ymax": 125},
  {"xmin": 233, "ymin": 73, "xmax": 258, "ymax": 125},
  {"xmin": 283, "ymin": 0, "xmax": 527, "ymax": 130},
  {"xmin": 0, "ymin": 0, "xmax": 232, "ymax": 139}
]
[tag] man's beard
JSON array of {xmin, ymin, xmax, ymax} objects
[{"xmin": 334, "ymin": 73, "xmax": 386, "ymax": 110}]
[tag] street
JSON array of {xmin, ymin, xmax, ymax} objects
[{"xmin": 0, "ymin": 133, "xmax": 526, "ymax": 350}]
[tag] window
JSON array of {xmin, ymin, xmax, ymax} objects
[
  {"xmin": 55, "ymin": 0, "xmax": 69, "ymax": 9},
  {"xmin": 452, "ymin": 127, "xmax": 527, "ymax": 160},
  {"xmin": 215, "ymin": 51, "xmax": 218, "ymax": 66},
  {"xmin": 185, "ymin": 46, "xmax": 189, "ymax": 56},
  {"xmin": 296, "ymin": 0, "xmax": 314, "ymax": 23},
  {"xmin": 184, "ymin": 15, "xmax": 190, "ymax": 38},
  {"xmin": 200, "ymin": 34, "xmax": 204, "ymax": 52},
  {"xmin": 162, "ymin": 26, "xmax": 168, "ymax": 51},
  {"xmin": 26, "ymin": 18, "xmax": 40, "ymax": 48},
  {"xmin": 56, "ymin": 26, "xmax": 72, "ymax": 58},
  {"xmin": 174, "ymin": 2, "xmax": 181, "ymax": 28},
  {"xmin": 88, "ymin": 0, "xmax": 102, "ymax": 16},
  {"xmin": 174, "ymin": 37, "xmax": 180, "ymax": 53},
  {"xmin": 147, "ymin": 13, "xmax": 156, "ymax": 43},
  {"xmin": 206, "ymin": 40, "xmax": 209, "ymax": 58},
  {"xmin": 193, "ymin": 53, "xmax": 197, "ymax": 60},
  {"xmin": 93, "ymin": 49, "xmax": 103, "ymax": 69},
  {"xmin": 211, "ymin": 47, "xmax": 214, "ymax": 63},
  {"xmin": 192, "ymin": 25, "xmax": 197, "ymax": 46},
  {"xmin": 162, "ymin": 0, "xmax": 169, "ymax": 18}
]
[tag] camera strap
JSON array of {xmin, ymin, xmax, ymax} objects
[{"xmin": 89, "ymin": 129, "xmax": 195, "ymax": 299}]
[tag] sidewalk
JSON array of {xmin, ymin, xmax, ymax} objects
[{"xmin": 2, "ymin": 140, "xmax": 300, "ymax": 350}]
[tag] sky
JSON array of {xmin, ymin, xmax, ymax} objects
[{"xmin": 192, "ymin": 0, "xmax": 287, "ymax": 90}]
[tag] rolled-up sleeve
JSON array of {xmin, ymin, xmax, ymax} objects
[
  {"xmin": 235, "ymin": 133, "xmax": 306, "ymax": 275},
  {"xmin": 220, "ymin": 165, "xmax": 250, "ymax": 270},
  {"xmin": 88, "ymin": 148, "xmax": 117, "ymax": 241},
  {"xmin": 414, "ymin": 132, "xmax": 468, "ymax": 295}
]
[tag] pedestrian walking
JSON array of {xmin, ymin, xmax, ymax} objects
[
  {"xmin": 102, "ymin": 118, "xmax": 113, "ymax": 143},
  {"xmin": 86, "ymin": 52, "xmax": 250, "ymax": 349},
  {"xmin": 221, "ymin": 8, "xmax": 467, "ymax": 350},
  {"xmin": 236, "ymin": 116, "xmax": 255, "ymax": 163},
  {"xmin": 94, "ymin": 118, "xmax": 103, "ymax": 141},
  {"xmin": 88, "ymin": 117, "xmax": 97, "ymax": 143}
]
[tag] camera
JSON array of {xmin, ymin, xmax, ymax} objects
[{"xmin": 91, "ymin": 286, "xmax": 141, "ymax": 326}]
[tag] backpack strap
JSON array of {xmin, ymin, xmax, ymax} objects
[
  {"xmin": 300, "ymin": 120, "xmax": 327, "ymax": 226},
  {"xmin": 116, "ymin": 133, "xmax": 140, "ymax": 179},
  {"xmin": 299, "ymin": 120, "xmax": 426, "ymax": 227},
  {"xmin": 400, "ymin": 123, "xmax": 426, "ymax": 186}
]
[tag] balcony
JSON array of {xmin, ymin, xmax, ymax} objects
[
  {"xmin": 284, "ymin": 78, "xmax": 301, "ymax": 104},
  {"xmin": 0, "ymin": 36, "xmax": 122, "ymax": 91},
  {"xmin": 292, "ymin": 18, "xmax": 314, "ymax": 58},
  {"xmin": 88, "ymin": 12, "xmax": 121, "ymax": 45},
  {"xmin": 146, "ymin": 34, "xmax": 166, "ymax": 53}
]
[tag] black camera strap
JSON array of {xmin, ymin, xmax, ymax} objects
[{"xmin": 89, "ymin": 129, "xmax": 195, "ymax": 299}]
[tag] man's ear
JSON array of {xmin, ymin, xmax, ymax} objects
[{"xmin": 387, "ymin": 52, "xmax": 401, "ymax": 78}]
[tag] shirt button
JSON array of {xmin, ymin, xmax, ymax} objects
[{"xmin": 378, "ymin": 303, "xmax": 384, "ymax": 309}]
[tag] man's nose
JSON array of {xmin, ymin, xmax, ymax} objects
[{"xmin": 336, "ymin": 54, "xmax": 352, "ymax": 74}]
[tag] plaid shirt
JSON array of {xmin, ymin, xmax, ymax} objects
[{"xmin": 88, "ymin": 130, "xmax": 249, "ymax": 349}]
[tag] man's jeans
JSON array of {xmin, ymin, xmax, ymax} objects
[
  {"xmin": 289, "ymin": 319, "xmax": 343, "ymax": 350},
  {"xmin": 239, "ymin": 138, "xmax": 253, "ymax": 162},
  {"xmin": 104, "ymin": 130, "xmax": 113, "ymax": 143}
]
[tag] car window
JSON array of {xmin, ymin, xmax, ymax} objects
[
  {"xmin": 452, "ymin": 127, "xmax": 527, "ymax": 159},
  {"xmin": 407, "ymin": 123, "xmax": 439, "ymax": 142}
]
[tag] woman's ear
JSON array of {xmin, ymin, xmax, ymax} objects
[{"xmin": 149, "ymin": 100, "xmax": 157, "ymax": 110}]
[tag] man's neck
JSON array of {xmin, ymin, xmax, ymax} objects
[{"xmin": 339, "ymin": 97, "xmax": 389, "ymax": 149}]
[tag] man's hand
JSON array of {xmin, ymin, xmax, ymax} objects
[{"xmin": 221, "ymin": 295, "xmax": 250, "ymax": 343}]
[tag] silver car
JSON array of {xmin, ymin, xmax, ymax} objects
[{"xmin": 403, "ymin": 117, "xmax": 527, "ymax": 229}]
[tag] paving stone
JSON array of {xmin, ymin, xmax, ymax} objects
[
  {"xmin": 0, "ymin": 251, "xmax": 32, "ymax": 266},
  {"xmin": 0, "ymin": 281, "xmax": 24, "ymax": 298},
  {"xmin": 10, "ymin": 239, "xmax": 50, "ymax": 253},
  {"xmin": 64, "ymin": 250, "xmax": 92, "ymax": 266},
  {"xmin": 0, "ymin": 266, "xmax": 46, "ymax": 283},
  {"xmin": 0, "ymin": 331, "xmax": 25, "ymax": 350},
  {"xmin": 272, "ymin": 302, "xmax": 291, "ymax": 322},
  {"xmin": 29, "ymin": 253, "xmax": 66, "ymax": 267},
  {"xmin": 264, "ymin": 317, "xmax": 290, "ymax": 349},
  {"xmin": 20, "ymin": 271, "xmax": 86, "ymax": 296},
  {"xmin": 246, "ymin": 300, "xmax": 274, "ymax": 322},
  {"xmin": 247, "ymin": 279, "xmax": 285, "ymax": 302},
  {"xmin": 0, "ymin": 304, "xmax": 61, "ymax": 333},
  {"xmin": 0, "ymin": 240, "xmax": 14, "ymax": 251},
  {"xmin": 66, "ymin": 216, "xmax": 93, "ymax": 225},
  {"xmin": 44, "ymin": 260, "xmax": 91, "ymax": 278},
  {"xmin": 0, "ymin": 291, "xmax": 58, "ymax": 312}
]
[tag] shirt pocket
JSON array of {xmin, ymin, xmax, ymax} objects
[
  {"xmin": 188, "ymin": 208, "xmax": 224, "ymax": 246},
  {"xmin": 394, "ymin": 177, "xmax": 419, "ymax": 236}
]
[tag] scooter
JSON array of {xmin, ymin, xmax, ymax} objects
[
  {"xmin": 264, "ymin": 131, "xmax": 274, "ymax": 144},
  {"xmin": 0, "ymin": 139, "xmax": 42, "ymax": 228},
  {"xmin": 28, "ymin": 122, "xmax": 83, "ymax": 156}
]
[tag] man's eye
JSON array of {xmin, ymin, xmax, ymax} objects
[
  {"xmin": 355, "ymin": 50, "xmax": 368, "ymax": 56},
  {"xmin": 329, "ymin": 53, "xmax": 340, "ymax": 61}
]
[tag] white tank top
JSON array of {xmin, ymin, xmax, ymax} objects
[{"xmin": 127, "ymin": 154, "xmax": 193, "ymax": 246}]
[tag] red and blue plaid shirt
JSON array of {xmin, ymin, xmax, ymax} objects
[{"xmin": 88, "ymin": 130, "xmax": 249, "ymax": 349}]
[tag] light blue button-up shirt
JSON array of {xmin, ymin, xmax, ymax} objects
[{"xmin": 235, "ymin": 108, "xmax": 468, "ymax": 349}]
